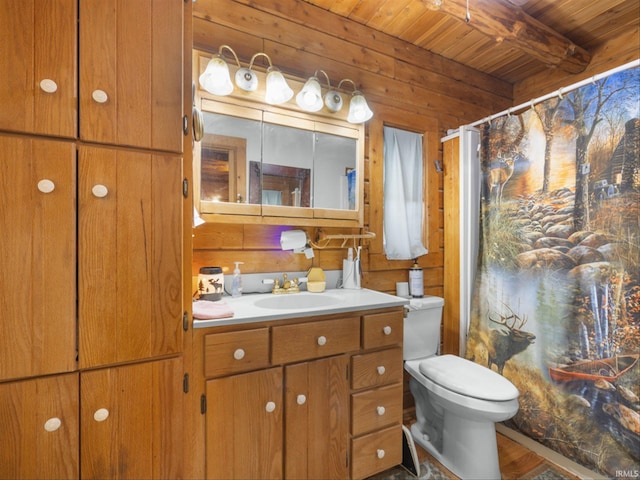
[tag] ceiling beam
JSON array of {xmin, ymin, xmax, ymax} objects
[{"xmin": 424, "ymin": 0, "xmax": 591, "ymax": 73}]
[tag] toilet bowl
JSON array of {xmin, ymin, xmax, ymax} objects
[{"xmin": 403, "ymin": 297, "xmax": 519, "ymax": 480}]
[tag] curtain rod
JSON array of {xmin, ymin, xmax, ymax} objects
[{"xmin": 467, "ymin": 59, "xmax": 640, "ymax": 128}]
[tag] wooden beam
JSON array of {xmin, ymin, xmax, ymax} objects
[{"xmin": 423, "ymin": 0, "xmax": 591, "ymax": 74}]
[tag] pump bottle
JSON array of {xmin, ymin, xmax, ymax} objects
[{"xmin": 231, "ymin": 262, "xmax": 244, "ymax": 297}]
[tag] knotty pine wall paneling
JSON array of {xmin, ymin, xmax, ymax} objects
[{"xmin": 190, "ymin": 0, "xmax": 513, "ymax": 338}]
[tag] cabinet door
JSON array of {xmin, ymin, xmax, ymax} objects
[
  {"xmin": 79, "ymin": 0, "xmax": 183, "ymax": 152},
  {"xmin": 285, "ymin": 355, "xmax": 350, "ymax": 480},
  {"xmin": 0, "ymin": 373, "xmax": 79, "ymax": 480},
  {"xmin": 206, "ymin": 368, "xmax": 283, "ymax": 480},
  {"xmin": 0, "ymin": 135, "xmax": 76, "ymax": 381},
  {"xmin": 80, "ymin": 357, "xmax": 183, "ymax": 479},
  {"xmin": 0, "ymin": 0, "xmax": 77, "ymax": 137},
  {"xmin": 78, "ymin": 146, "xmax": 182, "ymax": 368}
]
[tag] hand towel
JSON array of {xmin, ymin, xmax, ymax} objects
[{"xmin": 192, "ymin": 300, "xmax": 234, "ymax": 320}]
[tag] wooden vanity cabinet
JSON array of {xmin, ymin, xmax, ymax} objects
[{"xmin": 198, "ymin": 307, "xmax": 404, "ymax": 480}]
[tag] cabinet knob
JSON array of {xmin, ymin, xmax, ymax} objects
[
  {"xmin": 93, "ymin": 408, "xmax": 109, "ymax": 422},
  {"xmin": 92, "ymin": 184, "xmax": 109, "ymax": 198},
  {"xmin": 92, "ymin": 89, "xmax": 109, "ymax": 103},
  {"xmin": 383, "ymin": 326, "xmax": 392, "ymax": 335},
  {"xmin": 317, "ymin": 335, "xmax": 327, "ymax": 346},
  {"xmin": 43, "ymin": 417, "xmax": 62, "ymax": 432},
  {"xmin": 37, "ymin": 179, "xmax": 55, "ymax": 194},
  {"xmin": 377, "ymin": 406, "xmax": 386, "ymax": 416},
  {"xmin": 265, "ymin": 401, "xmax": 276, "ymax": 413},
  {"xmin": 377, "ymin": 366, "xmax": 386, "ymax": 375},
  {"xmin": 39, "ymin": 79, "xmax": 58, "ymax": 93},
  {"xmin": 377, "ymin": 449, "xmax": 385, "ymax": 459},
  {"xmin": 296, "ymin": 394, "xmax": 306, "ymax": 405},
  {"xmin": 233, "ymin": 348, "xmax": 245, "ymax": 360}
]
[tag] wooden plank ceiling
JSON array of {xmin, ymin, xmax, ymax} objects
[{"xmin": 299, "ymin": 0, "xmax": 639, "ymax": 84}]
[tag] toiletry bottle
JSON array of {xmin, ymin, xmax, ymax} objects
[
  {"xmin": 409, "ymin": 259, "xmax": 424, "ymax": 298},
  {"xmin": 231, "ymin": 262, "xmax": 244, "ymax": 297}
]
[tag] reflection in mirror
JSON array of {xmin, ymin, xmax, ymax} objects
[
  {"xmin": 249, "ymin": 162, "xmax": 311, "ymax": 206},
  {"xmin": 201, "ymin": 112, "xmax": 261, "ymax": 204},
  {"xmin": 314, "ymin": 132, "xmax": 357, "ymax": 209}
]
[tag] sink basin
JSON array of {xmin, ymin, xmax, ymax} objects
[{"xmin": 254, "ymin": 293, "xmax": 341, "ymax": 310}]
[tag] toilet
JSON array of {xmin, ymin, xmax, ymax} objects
[{"xmin": 404, "ymin": 296, "xmax": 519, "ymax": 480}]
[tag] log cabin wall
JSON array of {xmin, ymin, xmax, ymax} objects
[{"xmin": 191, "ymin": 0, "xmax": 512, "ymax": 307}]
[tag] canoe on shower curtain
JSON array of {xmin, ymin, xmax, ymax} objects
[{"xmin": 548, "ymin": 354, "xmax": 639, "ymax": 383}]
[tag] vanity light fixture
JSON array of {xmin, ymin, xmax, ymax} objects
[
  {"xmin": 198, "ymin": 45, "xmax": 240, "ymax": 96},
  {"xmin": 243, "ymin": 52, "xmax": 294, "ymax": 105},
  {"xmin": 339, "ymin": 79, "xmax": 374, "ymax": 124},
  {"xmin": 296, "ymin": 71, "xmax": 324, "ymax": 112}
]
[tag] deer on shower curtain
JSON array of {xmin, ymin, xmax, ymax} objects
[{"xmin": 465, "ymin": 65, "xmax": 639, "ymax": 477}]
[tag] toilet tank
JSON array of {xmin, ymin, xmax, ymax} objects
[{"xmin": 403, "ymin": 296, "xmax": 445, "ymax": 361}]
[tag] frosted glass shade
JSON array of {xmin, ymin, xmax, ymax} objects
[
  {"xmin": 199, "ymin": 56, "xmax": 233, "ymax": 96},
  {"xmin": 347, "ymin": 92, "xmax": 373, "ymax": 123},
  {"xmin": 296, "ymin": 77, "xmax": 323, "ymax": 112},
  {"xmin": 265, "ymin": 68, "xmax": 294, "ymax": 105}
]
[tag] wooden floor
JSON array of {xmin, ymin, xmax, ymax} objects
[{"xmin": 407, "ymin": 430, "xmax": 580, "ymax": 479}]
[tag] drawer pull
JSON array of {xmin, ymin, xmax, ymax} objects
[
  {"xmin": 265, "ymin": 401, "xmax": 276, "ymax": 413},
  {"xmin": 297, "ymin": 394, "xmax": 306, "ymax": 405},
  {"xmin": 92, "ymin": 89, "xmax": 109, "ymax": 103},
  {"xmin": 377, "ymin": 366, "xmax": 386, "ymax": 375},
  {"xmin": 233, "ymin": 348, "xmax": 245, "ymax": 360},
  {"xmin": 92, "ymin": 184, "xmax": 109, "ymax": 198},
  {"xmin": 37, "ymin": 179, "xmax": 55, "ymax": 193},
  {"xmin": 40, "ymin": 78, "xmax": 58, "ymax": 93},
  {"xmin": 317, "ymin": 335, "xmax": 327, "ymax": 346},
  {"xmin": 44, "ymin": 417, "xmax": 61, "ymax": 432},
  {"xmin": 377, "ymin": 449, "xmax": 385, "ymax": 459},
  {"xmin": 93, "ymin": 408, "xmax": 109, "ymax": 422},
  {"xmin": 383, "ymin": 326, "xmax": 392, "ymax": 335},
  {"xmin": 377, "ymin": 406, "xmax": 386, "ymax": 416}
]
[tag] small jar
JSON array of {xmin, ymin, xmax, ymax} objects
[{"xmin": 198, "ymin": 267, "xmax": 224, "ymax": 301}]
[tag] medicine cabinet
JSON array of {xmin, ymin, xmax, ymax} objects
[{"xmin": 193, "ymin": 52, "xmax": 365, "ymax": 227}]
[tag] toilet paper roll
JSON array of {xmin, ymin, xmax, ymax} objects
[{"xmin": 396, "ymin": 282, "xmax": 409, "ymax": 297}]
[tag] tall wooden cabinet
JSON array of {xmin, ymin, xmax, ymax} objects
[{"xmin": 0, "ymin": 1, "xmax": 187, "ymax": 478}]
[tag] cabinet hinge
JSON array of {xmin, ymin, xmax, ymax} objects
[
  {"xmin": 182, "ymin": 178, "xmax": 189, "ymax": 198},
  {"xmin": 183, "ymin": 115, "xmax": 189, "ymax": 135},
  {"xmin": 183, "ymin": 373, "xmax": 189, "ymax": 393},
  {"xmin": 200, "ymin": 394, "xmax": 207, "ymax": 414},
  {"xmin": 183, "ymin": 311, "xmax": 189, "ymax": 331},
  {"xmin": 346, "ymin": 364, "xmax": 349, "ymax": 381}
]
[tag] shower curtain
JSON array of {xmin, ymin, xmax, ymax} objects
[{"xmin": 465, "ymin": 65, "xmax": 639, "ymax": 477}]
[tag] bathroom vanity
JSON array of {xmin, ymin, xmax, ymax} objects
[{"xmin": 192, "ymin": 289, "xmax": 407, "ymax": 480}]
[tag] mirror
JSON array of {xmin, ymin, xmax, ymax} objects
[{"xmin": 195, "ymin": 97, "xmax": 363, "ymax": 224}]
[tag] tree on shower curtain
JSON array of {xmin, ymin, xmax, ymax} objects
[{"xmin": 466, "ymin": 66, "xmax": 639, "ymax": 477}]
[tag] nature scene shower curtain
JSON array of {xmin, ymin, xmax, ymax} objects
[{"xmin": 465, "ymin": 65, "xmax": 639, "ymax": 477}]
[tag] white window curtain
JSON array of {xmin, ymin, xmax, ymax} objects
[{"xmin": 383, "ymin": 126, "xmax": 428, "ymax": 260}]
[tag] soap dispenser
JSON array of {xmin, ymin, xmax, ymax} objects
[{"xmin": 231, "ymin": 262, "xmax": 244, "ymax": 297}]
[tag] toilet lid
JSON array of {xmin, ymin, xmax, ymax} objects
[{"xmin": 419, "ymin": 354, "xmax": 519, "ymax": 401}]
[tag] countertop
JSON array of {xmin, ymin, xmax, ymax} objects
[{"xmin": 193, "ymin": 288, "xmax": 409, "ymax": 328}]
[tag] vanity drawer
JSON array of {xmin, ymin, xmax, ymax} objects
[
  {"xmin": 271, "ymin": 317, "xmax": 360, "ymax": 364},
  {"xmin": 350, "ymin": 424, "xmax": 402, "ymax": 480},
  {"xmin": 204, "ymin": 328, "xmax": 270, "ymax": 378},
  {"xmin": 351, "ymin": 347, "xmax": 403, "ymax": 390},
  {"xmin": 351, "ymin": 383, "xmax": 403, "ymax": 436},
  {"xmin": 362, "ymin": 311, "xmax": 403, "ymax": 349}
]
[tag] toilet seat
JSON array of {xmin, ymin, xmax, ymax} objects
[{"xmin": 418, "ymin": 354, "xmax": 519, "ymax": 401}]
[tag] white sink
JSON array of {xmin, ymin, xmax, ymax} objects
[{"xmin": 254, "ymin": 293, "xmax": 341, "ymax": 310}]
